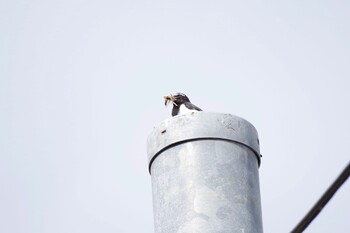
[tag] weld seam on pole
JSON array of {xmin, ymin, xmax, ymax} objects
[{"xmin": 148, "ymin": 137, "xmax": 261, "ymax": 174}]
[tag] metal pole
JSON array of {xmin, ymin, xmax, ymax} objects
[{"xmin": 147, "ymin": 112, "xmax": 263, "ymax": 233}]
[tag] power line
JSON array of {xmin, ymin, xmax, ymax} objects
[{"xmin": 291, "ymin": 161, "xmax": 350, "ymax": 233}]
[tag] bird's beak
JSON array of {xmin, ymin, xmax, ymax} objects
[
  {"xmin": 164, "ymin": 95, "xmax": 172, "ymax": 106},
  {"xmin": 164, "ymin": 96, "xmax": 170, "ymax": 106},
  {"xmin": 164, "ymin": 95, "xmax": 177, "ymax": 106}
]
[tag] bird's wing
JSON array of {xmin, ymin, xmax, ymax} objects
[{"xmin": 184, "ymin": 102, "xmax": 202, "ymax": 111}]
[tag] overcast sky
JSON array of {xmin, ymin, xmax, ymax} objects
[{"xmin": 1, "ymin": 0, "xmax": 349, "ymax": 232}]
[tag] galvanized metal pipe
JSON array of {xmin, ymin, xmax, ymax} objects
[{"xmin": 147, "ymin": 112, "xmax": 263, "ymax": 233}]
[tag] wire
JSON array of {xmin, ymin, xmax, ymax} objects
[{"xmin": 290, "ymin": 161, "xmax": 350, "ymax": 233}]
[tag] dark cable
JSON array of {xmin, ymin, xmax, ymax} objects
[{"xmin": 291, "ymin": 161, "xmax": 350, "ymax": 233}]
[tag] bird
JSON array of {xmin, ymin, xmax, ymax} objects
[{"xmin": 164, "ymin": 93, "xmax": 202, "ymax": 116}]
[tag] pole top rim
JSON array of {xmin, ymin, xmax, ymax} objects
[{"xmin": 147, "ymin": 112, "xmax": 261, "ymax": 174}]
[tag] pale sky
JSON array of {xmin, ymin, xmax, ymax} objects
[{"xmin": 0, "ymin": 1, "xmax": 349, "ymax": 232}]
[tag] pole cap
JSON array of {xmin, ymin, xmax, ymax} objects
[{"xmin": 147, "ymin": 112, "xmax": 261, "ymax": 173}]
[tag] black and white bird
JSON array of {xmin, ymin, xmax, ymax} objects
[{"xmin": 164, "ymin": 93, "xmax": 202, "ymax": 116}]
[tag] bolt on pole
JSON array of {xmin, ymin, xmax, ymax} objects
[{"xmin": 147, "ymin": 112, "xmax": 263, "ymax": 233}]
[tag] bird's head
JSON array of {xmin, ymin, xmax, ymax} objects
[{"xmin": 164, "ymin": 93, "xmax": 190, "ymax": 106}]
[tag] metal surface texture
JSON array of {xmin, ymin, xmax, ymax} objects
[{"xmin": 147, "ymin": 112, "xmax": 263, "ymax": 233}]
